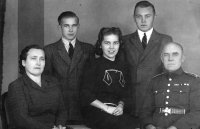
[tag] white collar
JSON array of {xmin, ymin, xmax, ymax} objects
[
  {"xmin": 137, "ymin": 28, "xmax": 153, "ymax": 44},
  {"xmin": 62, "ymin": 37, "xmax": 76, "ymax": 50},
  {"xmin": 62, "ymin": 37, "xmax": 76, "ymax": 52}
]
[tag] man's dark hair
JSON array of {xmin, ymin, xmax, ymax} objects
[
  {"xmin": 58, "ymin": 11, "xmax": 79, "ymax": 25},
  {"xmin": 134, "ymin": 1, "xmax": 156, "ymax": 15}
]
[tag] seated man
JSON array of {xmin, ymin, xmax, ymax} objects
[{"xmin": 140, "ymin": 42, "xmax": 200, "ymax": 129}]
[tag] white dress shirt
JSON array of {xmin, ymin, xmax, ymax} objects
[
  {"xmin": 137, "ymin": 28, "xmax": 153, "ymax": 44},
  {"xmin": 62, "ymin": 37, "xmax": 76, "ymax": 52}
]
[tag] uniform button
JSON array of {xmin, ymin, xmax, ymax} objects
[
  {"xmin": 180, "ymin": 90, "xmax": 182, "ymax": 93},
  {"xmin": 166, "ymin": 102, "xmax": 169, "ymax": 104},
  {"xmin": 167, "ymin": 89, "xmax": 170, "ymax": 92},
  {"xmin": 169, "ymin": 78, "xmax": 172, "ymax": 81},
  {"xmin": 165, "ymin": 113, "xmax": 168, "ymax": 116},
  {"xmin": 168, "ymin": 84, "xmax": 170, "ymax": 86},
  {"xmin": 155, "ymin": 91, "xmax": 157, "ymax": 93},
  {"xmin": 166, "ymin": 96, "xmax": 169, "ymax": 99}
]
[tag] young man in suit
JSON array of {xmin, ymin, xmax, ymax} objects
[
  {"xmin": 119, "ymin": 1, "xmax": 173, "ymax": 126},
  {"xmin": 43, "ymin": 11, "xmax": 95, "ymax": 124}
]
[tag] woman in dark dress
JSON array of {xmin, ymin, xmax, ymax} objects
[
  {"xmin": 81, "ymin": 27, "xmax": 136, "ymax": 129},
  {"xmin": 7, "ymin": 45, "xmax": 68, "ymax": 129}
]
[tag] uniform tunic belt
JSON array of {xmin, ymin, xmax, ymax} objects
[{"xmin": 155, "ymin": 107, "xmax": 185, "ymax": 114}]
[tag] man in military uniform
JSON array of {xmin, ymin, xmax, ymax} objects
[{"xmin": 139, "ymin": 42, "xmax": 200, "ymax": 129}]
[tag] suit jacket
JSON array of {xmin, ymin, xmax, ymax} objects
[
  {"xmin": 43, "ymin": 39, "xmax": 95, "ymax": 121},
  {"xmin": 120, "ymin": 29, "xmax": 173, "ymax": 116},
  {"xmin": 7, "ymin": 74, "xmax": 67, "ymax": 129}
]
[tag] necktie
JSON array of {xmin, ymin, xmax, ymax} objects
[
  {"xmin": 68, "ymin": 43, "xmax": 74, "ymax": 59},
  {"xmin": 142, "ymin": 33, "xmax": 147, "ymax": 49}
]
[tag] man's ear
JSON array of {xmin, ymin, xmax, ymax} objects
[
  {"xmin": 153, "ymin": 14, "xmax": 157, "ymax": 21},
  {"xmin": 182, "ymin": 55, "xmax": 185, "ymax": 62},
  {"xmin": 133, "ymin": 15, "xmax": 136, "ymax": 22},
  {"xmin": 58, "ymin": 25, "xmax": 61, "ymax": 31},
  {"xmin": 77, "ymin": 23, "xmax": 80, "ymax": 29},
  {"xmin": 160, "ymin": 54, "xmax": 164, "ymax": 63}
]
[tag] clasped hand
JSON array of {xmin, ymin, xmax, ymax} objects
[
  {"xmin": 52, "ymin": 125, "xmax": 66, "ymax": 129},
  {"xmin": 106, "ymin": 105, "xmax": 123, "ymax": 116},
  {"xmin": 146, "ymin": 124, "xmax": 177, "ymax": 129}
]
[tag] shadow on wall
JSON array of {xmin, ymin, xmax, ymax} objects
[{"xmin": 0, "ymin": 0, "xmax": 6, "ymax": 95}]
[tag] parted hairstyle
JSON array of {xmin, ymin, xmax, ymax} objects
[
  {"xmin": 19, "ymin": 44, "xmax": 43, "ymax": 74},
  {"xmin": 94, "ymin": 27, "xmax": 123, "ymax": 56},
  {"xmin": 134, "ymin": 1, "xmax": 156, "ymax": 15},
  {"xmin": 58, "ymin": 11, "xmax": 79, "ymax": 25}
]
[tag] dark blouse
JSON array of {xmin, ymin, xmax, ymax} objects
[
  {"xmin": 81, "ymin": 56, "xmax": 131, "ymax": 107},
  {"xmin": 7, "ymin": 74, "xmax": 67, "ymax": 129}
]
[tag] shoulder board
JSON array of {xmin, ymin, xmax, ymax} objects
[
  {"xmin": 184, "ymin": 71, "xmax": 199, "ymax": 78},
  {"xmin": 152, "ymin": 72, "xmax": 165, "ymax": 79}
]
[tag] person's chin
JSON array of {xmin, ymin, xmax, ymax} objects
[
  {"xmin": 139, "ymin": 28, "xmax": 148, "ymax": 32},
  {"xmin": 67, "ymin": 35, "xmax": 75, "ymax": 40}
]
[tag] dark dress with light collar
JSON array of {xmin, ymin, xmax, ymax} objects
[
  {"xmin": 81, "ymin": 56, "xmax": 136, "ymax": 129},
  {"xmin": 140, "ymin": 67, "xmax": 200, "ymax": 129}
]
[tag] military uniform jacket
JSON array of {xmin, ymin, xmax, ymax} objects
[{"xmin": 140, "ymin": 67, "xmax": 200, "ymax": 129}]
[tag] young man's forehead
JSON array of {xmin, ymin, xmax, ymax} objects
[
  {"xmin": 135, "ymin": 6, "xmax": 154, "ymax": 14},
  {"xmin": 61, "ymin": 17, "xmax": 78, "ymax": 23}
]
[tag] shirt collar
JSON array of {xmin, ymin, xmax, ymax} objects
[
  {"xmin": 62, "ymin": 37, "xmax": 76, "ymax": 48},
  {"xmin": 165, "ymin": 67, "xmax": 183, "ymax": 80},
  {"xmin": 137, "ymin": 28, "xmax": 153, "ymax": 44}
]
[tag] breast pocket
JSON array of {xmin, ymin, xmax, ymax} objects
[
  {"xmin": 154, "ymin": 89, "xmax": 165, "ymax": 106},
  {"xmin": 172, "ymin": 87, "xmax": 190, "ymax": 105}
]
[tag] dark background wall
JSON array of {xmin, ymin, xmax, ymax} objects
[{"xmin": 2, "ymin": 0, "xmax": 200, "ymax": 94}]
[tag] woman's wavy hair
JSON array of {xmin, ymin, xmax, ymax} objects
[
  {"xmin": 19, "ymin": 44, "xmax": 43, "ymax": 75},
  {"xmin": 94, "ymin": 27, "xmax": 123, "ymax": 56}
]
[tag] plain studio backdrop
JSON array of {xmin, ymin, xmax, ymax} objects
[{"xmin": 2, "ymin": 0, "xmax": 200, "ymax": 94}]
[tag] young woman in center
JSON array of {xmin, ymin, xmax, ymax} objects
[{"xmin": 81, "ymin": 27, "xmax": 136, "ymax": 129}]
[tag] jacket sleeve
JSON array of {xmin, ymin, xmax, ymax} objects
[
  {"xmin": 119, "ymin": 63, "xmax": 132, "ymax": 105},
  {"xmin": 55, "ymin": 91, "xmax": 67, "ymax": 126},
  {"xmin": 7, "ymin": 81, "xmax": 50, "ymax": 129},
  {"xmin": 117, "ymin": 37, "xmax": 126, "ymax": 62},
  {"xmin": 43, "ymin": 46, "xmax": 53, "ymax": 76},
  {"xmin": 80, "ymin": 59, "xmax": 97, "ymax": 106},
  {"xmin": 172, "ymin": 78, "xmax": 200, "ymax": 129},
  {"xmin": 139, "ymin": 80, "xmax": 156, "ymax": 127}
]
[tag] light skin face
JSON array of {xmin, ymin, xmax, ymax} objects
[
  {"xmin": 22, "ymin": 49, "xmax": 45, "ymax": 77},
  {"xmin": 58, "ymin": 17, "xmax": 80, "ymax": 42},
  {"xmin": 101, "ymin": 34, "xmax": 120, "ymax": 61},
  {"xmin": 161, "ymin": 43, "xmax": 185, "ymax": 72},
  {"xmin": 134, "ymin": 6, "xmax": 156, "ymax": 32}
]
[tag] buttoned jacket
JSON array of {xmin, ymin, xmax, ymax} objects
[
  {"xmin": 140, "ymin": 68, "xmax": 200, "ymax": 129},
  {"xmin": 120, "ymin": 29, "xmax": 173, "ymax": 115},
  {"xmin": 43, "ymin": 39, "xmax": 95, "ymax": 120}
]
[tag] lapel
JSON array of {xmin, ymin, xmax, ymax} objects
[
  {"xmin": 57, "ymin": 39, "xmax": 71, "ymax": 65},
  {"xmin": 139, "ymin": 29, "xmax": 160, "ymax": 62},
  {"xmin": 130, "ymin": 31, "xmax": 144, "ymax": 54},
  {"xmin": 22, "ymin": 74, "xmax": 45, "ymax": 91},
  {"xmin": 69, "ymin": 39, "xmax": 83, "ymax": 73},
  {"xmin": 129, "ymin": 31, "xmax": 144, "ymax": 64}
]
